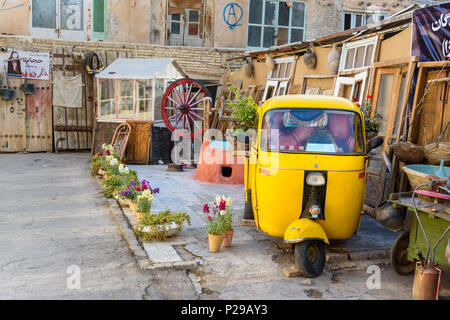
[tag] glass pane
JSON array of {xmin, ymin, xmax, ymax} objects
[
  {"xmin": 188, "ymin": 23, "xmax": 199, "ymax": 36},
  {"xmin": 393, "ymin": 74, "xmax": 407, "ymax": 137},
  {"xmin": 291, "ymin": 28, "xmax": 303, "ymax": 43},
  {"xmin": 366, "ymin": 15, "xmax": 374, "ymax": 25},
  {"xmin": 171, "ymin": 22, "xmax": 180, "ymax": 34},
  {"xmin": 278, "ymin": 63, "xmax": 287, "ymax": 78},
  {"xmin": 285, "ymin": 62, "xmax": 292, "ymax": 77},
  {"xmin": 354, "ymin": 46, "xmax": 365, "ymax": 68},
  {"xmin": 100, "ymin": 80, "xmax": 115, "ymax": 118},
  {"xmin": 172, "ymin": 13, "xmax": 181, "ymax": 21},
  {"xmin": 93, "ymin": 0, "xmax": 105, "ymax": 33},
  {"xmin": 345, "ymin": 48, "xmax": 355, "ymax": 70},
  {"xmin": 32, "ymin": 0, "xmax": 56, "ymax": 28},
  {"xmin": 260, "ymin": 109, "xmax": 363, "ymax": 154},
  {"xmin": 263, "ymin": 27, "xmax": 275, "ymax": 48},
  {"xmin": 264, "ymin": 0, "xmax": 276, "ymax": 25},
  {"xmin": 60, "ymin": 0, "xmax": 83, "ymax": 31},
  {"xmin": 292, "ymin": 2, "xmax": 305, "ymax": 27},
  {"xmin": 118, "ymin": 80, "xmax": 134, "ymax": 118},
  {"xmin": 277, "ymin": 27, "xmax": 289, "ymax": 46},
  {"xmin": 189, "ymin": 10, "xmax": 199, "ymax": 22},
  {"xmin": 376, "ymin": 74, "xmax": 394, "ymax": 134},
  {"xmin": 248, "ymin": 25, "xmax": 262, "ymax": 47},
  {"xmin": 364, "ymin": 44, "xmax": 374, "ymax": 66},
  {"xmin": 137, "ymin": 81, "xmax": 153, "ymax": 121},
  {"xmin": 272, "ymin": 63, "xmax": 280, "ymax": 78},
  {"xmin": 249, "ymin": 0, "xmax": 263, "ymax": 24},
  {"xmin": 344, "ymin": 13, "xmax": 351, "ymax": 30},
  {"xmin": 355, "ymin": 14, "xmax": 363, "ymax": 27},
  {"xmin": 278, "ymin": 1, "xmax": 290, "ymax": 27}
]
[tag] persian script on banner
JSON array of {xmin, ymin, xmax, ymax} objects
[
  {"xmin": 412, "ymin": 3, "xmax": 450, "ymax": 61},
  {"xmin": 0, "ymin": 49, "xmax": 50, "ymax": 80}
]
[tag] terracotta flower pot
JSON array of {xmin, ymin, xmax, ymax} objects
[
  {"xmin": 208, "ymin": 233, "xmax": 225, "ymax": 253},
  {"xmin": 118, "ymin": 198, "xmax": 129, "ymax": 208},
  {"xmin": 128, "ymin": 200, "xmax": 138, "ymax": 215},
  {"xmin": 136, "ymin": 211, "xmax": 146, "ymax": 221},
  {"xmin": 221, "ymin": 229, "xmax": 234, "ymax": 248}
]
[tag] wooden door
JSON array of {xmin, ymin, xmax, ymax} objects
[
  {"xmin": 0, "ymin": 78, "xmax": 26, "ymax": 152},
  {"xmin": 25, "ymin": 80, "xmax": 53, "ymax": 152},
  {"xmin": 365, "ymin": 66, "xmax": 406, "ymax": 207},
  {"xmin": 416, "ymin": 70, "xmax": 450, "ymax": 145}
]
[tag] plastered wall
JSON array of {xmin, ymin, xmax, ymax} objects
[{"xmin": 0, "ymin": 1, "xmax": 30, "ymax": 36}]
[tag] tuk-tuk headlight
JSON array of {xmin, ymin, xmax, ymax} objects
[{"xmin": 306, "ymin": 173, "xmax": 325, "ymax": 186}]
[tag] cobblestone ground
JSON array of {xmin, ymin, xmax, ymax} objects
[{"xmin": 0, "ymin": 153, "xmax": 195, "ymax": 300}]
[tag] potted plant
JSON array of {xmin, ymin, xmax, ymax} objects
[
  {"xmin": 203, "ymin": 197, "xmax": 228, "ymax": 253},
  {"xmin": 136, "ymin": 189, "xmax": 153, "ymax": 221},
  {"xmin": 135, "ymin": 210, "xmax": 191, "ymax": 241},
  {"xmin": 228, "ymin": 86, "xmax": 258, "ymax": 153},
  {"xmin": 358, "ymin": 97, "xmax": 382, "ymax": 140},
  {"xmin": 219, "ymin": 196, "xmax": 234, "ymax": 248}
]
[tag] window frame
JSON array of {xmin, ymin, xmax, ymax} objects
[
  {"xmin": 186, "ymin": 9, "xmax": 200, "ymax": 37},
  {"xmin": 341, "ymin": 10, "xmax": 387, "ymax": 31},
  {"xmin": 247, "ymin": 0, "xmax": 306, "ymax": 50},
  {"xmin": 93, "ymin": 0, "xmax": 107, "ymax": 40},
  {"xmin": 338, "ymin": 35, "xmax": 379, "ymax": 73}
]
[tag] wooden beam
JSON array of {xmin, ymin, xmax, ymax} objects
[
  {"xmin": 407, "ymin": 66, "xmax": 426, "ymax": 142},
  {"xmin": 418, "ymin": 61, "xmax": 450, "ymax": 68},
  {"xmin": 371, "ymin": 56, "xmax": 417, "ymax": 69}
]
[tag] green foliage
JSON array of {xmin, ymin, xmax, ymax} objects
[
  {"xmin": 206, "ymin": 214, "xmax": 226, "ymax": 235},
  {"xmin": 137, "ymin": 197, "xmax": 152, "ymax": 213},
  {"xmin": 223, "ymin": 207, "xmax": 233, "ymax": 231},
  {"xmin": 360, "ymin": 104, "xmax": 382, "ymax": 133},
  {"xmin": 102, "ymin": 175, "xmax": 123, "ymax": 198},
  {"xmin": 228, "ymin": 85, "xmax": 258, "ymax": 132},
  {"xmin": 135, "ymin": 210, "xmax": 191, "ymax": 241}
]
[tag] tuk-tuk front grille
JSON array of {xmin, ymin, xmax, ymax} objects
[{"xmin": 300, "ymin": 171, "xmax": 327, "ymax": 220}]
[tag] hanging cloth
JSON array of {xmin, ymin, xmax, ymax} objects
[{"xmin": 52, "ymin": 71, "xmax": 83, "ymax": 108}]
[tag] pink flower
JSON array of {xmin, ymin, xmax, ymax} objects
[
  {"xmin": 367, "ymin": 94, "xmax": 373, "ymax": 99},
  {"xmin": 105, "ymin": 149, "xmax": 111, "ymax": 156},
  {"xmin": 219, "ymin": 200, "xmax": 226, "ymax": 211},
  {"xmin": 207, "ymin": 216, "xmax": 212, "ymax": 221},
  {"xmin": 203, "ymin": 204, "xmax": 210, "ymax": 213},
  {"xmin": 136, "ymin": 187, "xmax": 141, "ymax": 191},
  {"xmin": 96, "ymin": 150, "xmax": 103, "ymax": 156}
]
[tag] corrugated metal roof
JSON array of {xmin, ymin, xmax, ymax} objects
[{"xmin": 96, "ymin": 58, "xmax": 186, "ymax": 79}]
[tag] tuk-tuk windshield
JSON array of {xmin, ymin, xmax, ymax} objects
[{"xmin": 260, "ymin": 108, "xmax": 364, "ymax": 155}]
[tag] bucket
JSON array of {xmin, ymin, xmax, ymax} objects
[
  {"xmin": 1, "ymin": 88, "xmax": 14, "ymax": 100},
  {"xmin": 21, "ymin": 83, "xmax": 34, "ymax": 95}
]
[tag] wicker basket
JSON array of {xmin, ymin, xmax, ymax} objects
[
  {"xmin": 391, "ymin": 142, "xmax": 425, "ymax": 164},
  {"xmin": 425, "ymin": 142, "xmax": 450, "ymax": 166},
  {"xmin": 403, "ymin": 164, "xmax": 449, "ymax": 202}
]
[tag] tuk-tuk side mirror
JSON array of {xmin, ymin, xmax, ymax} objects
[{"xmin": 366, "ymin": 136, "xmax": 384, "ymax": 153}]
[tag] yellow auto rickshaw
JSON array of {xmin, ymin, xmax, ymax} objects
[{"xmin": 244, "ymin": 95, "xmax": 383, "ymax": 277}]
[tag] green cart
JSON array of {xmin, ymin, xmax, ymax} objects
[{"xmin": 390, "ymin": 192, "xmax": 450, "ymax": 275}]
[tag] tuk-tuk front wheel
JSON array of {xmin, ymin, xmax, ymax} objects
[{"xmin": 294, "ymin": 240, "xmax": 326, "ymax": 278}]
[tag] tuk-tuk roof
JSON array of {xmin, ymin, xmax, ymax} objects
[{"xmin": 261, "ymin": 95, "xmax": 361, "ymax": 114}]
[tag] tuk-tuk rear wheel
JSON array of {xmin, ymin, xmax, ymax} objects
[{"xmin": 294, "ymin": 240, "xmax": 326, "ymax": 278}]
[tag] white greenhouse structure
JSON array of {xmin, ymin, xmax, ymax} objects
[{"xmin": 95, "ymin": 58, "xmax": 186, "ymax": 122}]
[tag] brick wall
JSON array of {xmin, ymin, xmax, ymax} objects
[{"xmin": 0, "ymin": 35, "xmax": 245, "ymax": 80}]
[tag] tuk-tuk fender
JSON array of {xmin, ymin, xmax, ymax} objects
[{"xmin": 284, "ymin": 219, "xmax": 330, "ymax": 245}]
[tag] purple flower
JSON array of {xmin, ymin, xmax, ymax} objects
[{"xmin": 152, "ymin": 187, "xmax": 160, "ymax": 194}]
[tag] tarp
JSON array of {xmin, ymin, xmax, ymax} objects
[
  {"xmin": 412, "ymin": 3, "xmax": 450, "ymax": 61},
  {"xmin": 95, "ymin": 58, "xmax": 186, "ymax": 80}
]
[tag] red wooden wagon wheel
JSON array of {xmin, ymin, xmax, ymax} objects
[{"xmin": 161, "ymin": 78, "xmax": 212, "ymax": 138}]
